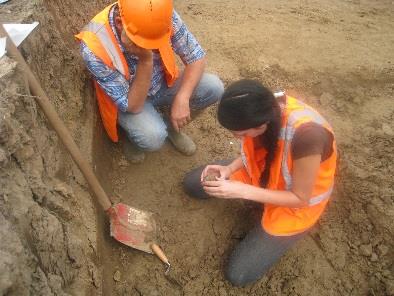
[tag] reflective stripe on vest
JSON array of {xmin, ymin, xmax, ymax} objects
[
  {"xmin": 236, "ymin": 96, "xmax": 337, "ymax": 236},
  {"xmin": 309, "ymin": 185, "xmax": 333, "ymax": 205},
  {"xmin": 82, "ymin": 21, "xmax": 127, "ymax": 77},
  {"xmin": 280, "ymin": 107, "xmax": 332, "ymax": 206},
  {"xmin": 74, "ymin": 4, "xmax": 132, "ymax": 142},
  {"xmin": 240, "ymin": 141, "xmax": 251, "ymax": 177},
  {"xmin": 241, "ymin": 101, "xmax": 333, "ymax": 207}
]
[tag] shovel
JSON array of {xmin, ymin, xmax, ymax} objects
[{"xmin": 0, "ymin": 25, "xmax": 171, "ymax": 273}]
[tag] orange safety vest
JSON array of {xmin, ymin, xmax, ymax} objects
[
  {"xmin": 75, "ymin": 3, "xmax": 179, "ymax": 142},
  {"xmin": 234, "ymin": 96, "xmax": 337, "ymax": 236}
]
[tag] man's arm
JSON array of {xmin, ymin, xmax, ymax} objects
[
  {"xmin": 125, "ymin": 54, "xmax": 152, "ymax": 113},
  {"xmin": 175, "ymin": 57, "xmax": 206, "ymax": 104},
  {"xmin": 80, "ymin": 41, "xmax": 152, "ymax": 114},
  {"xmin": 170, "ymin": 57, "xmax": 205, "ymax": 131},
  {"xmin": 80, "ymin": 42, "xmax": 130, "ymax": 112},
  {"xmin": 120, "ymin": 30, "xmax": 153, "ymax": 113},
  {"xmin": 169, "ymin": 11, "xmax": 207, "ymax": 131}
]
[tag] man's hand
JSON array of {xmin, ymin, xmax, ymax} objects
[
  {"xmin": 120, "ymin": 30, "xmax": 153, "ymax": 113},
  {"xmin": 171, "ymin": 95, "xmax": 191, "ymax": 132},
  {"xmin": 202, "ymin": 179, "xmax": 247, "ymax": 199},
  {"xmin": 121, "ymin": 30, "xmax": 152, "ymax": 61},
  {"xmin": 168, "ymin": 57, "xmax": 206, "ymax": 131},
  {"xmin": 129, "ymin": 44, "xmax": 152, "ymax": 61}
]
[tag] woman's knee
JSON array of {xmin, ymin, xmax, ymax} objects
[
  {"xmin": 183, "ymin": 165, "xmax": 210, "ymax": 199},
  {"xmin": 183, "ymin": 160, "xmax": 233, "ymax": 199}
]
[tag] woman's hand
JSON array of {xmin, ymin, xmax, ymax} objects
[
  {"xmin": 200, "ymin": 165, "xmax": 233, "ymax": 182},
  {"xmin": 202, "ymin": 179, "xmax": 247, "ymax": 199}
]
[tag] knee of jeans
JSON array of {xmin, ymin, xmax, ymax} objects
[
  {"xmin": 224, "ymin": 264, "xmax": 248, "ymax": 287},
  {"xmin": 205, "ymin": 73, "xmax": 224, "ymax": 101},
  {"xmin": 194, "ymin": 74, "xmax": 224, "ymax": 107},
  {"xmin": 134, "ymin": 128, "xmax": 167, "ymax": 152}
]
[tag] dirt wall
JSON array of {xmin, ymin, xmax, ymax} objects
[{"xmin": 0, "ymin": 0, "xmax": 110, "ymax": 294}]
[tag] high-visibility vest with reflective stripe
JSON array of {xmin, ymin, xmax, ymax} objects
[
  {"xmin": 241, "ymin": 96, "xmax": 337, "ymax": 236},
  {"xmin": 75, "ymin": 3, "xmax": 179, "ymax": 142}
]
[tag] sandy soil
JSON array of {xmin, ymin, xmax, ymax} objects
[{"xmin": 0, "ymin": 0, "xmax": 393, "ymax": 295}]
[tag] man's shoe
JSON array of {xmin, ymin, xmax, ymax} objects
[
  {"xmin": 123, "ymin": 141, "xmax": 145, "ymax": 164},
  {"xmin": 168, "ymin": 130, "xmax": 196, "ymax": 156}
]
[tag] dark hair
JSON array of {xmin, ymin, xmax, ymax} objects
[{"xmin": 218, "ymin": 79, "xmax": 281, "ymax": 187}]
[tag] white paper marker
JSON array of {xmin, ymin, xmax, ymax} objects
[
  {"xmin": 0, "ymin": 37, "xmax": 6, "ymax": 58},
  {"xmin": 0, "ymin": 22, "xmax": 39, "ymax": 58}
]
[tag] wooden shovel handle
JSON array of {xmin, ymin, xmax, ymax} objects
[
  {"xmin": 151, "ymin": 243, "xmax": 169, "ymax": 264},
  {"xmin": 0, "ymin": 25, "xmax": 112, "ymax": 211}
]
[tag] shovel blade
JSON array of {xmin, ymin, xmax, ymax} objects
[{"xmin": 108, "ymin": 203, "xmax": 156, "ymax": 254}]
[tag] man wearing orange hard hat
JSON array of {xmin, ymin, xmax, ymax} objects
[{"xmin": 76, "ymin": 0, "xmax": 224, "ymax": 162}]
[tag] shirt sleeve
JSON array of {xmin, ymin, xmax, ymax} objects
[
  {"xmin": 170, "ymin": 10, "xmax": 206, "ymax": 65},
  {"xmin": 291, "ymin": 122, "xmax": 334, "ymax": 161},
  {"xmin": 80, "ymin": 41, "xmax": 129, "ymax": 112}
]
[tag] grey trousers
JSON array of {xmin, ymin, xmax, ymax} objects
[{"xmin": 183, "ymin": 161, "xmax": 307, "ymax": 286}]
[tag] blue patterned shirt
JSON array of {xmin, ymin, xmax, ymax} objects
[{"xmin": 80, "ymin": 5, "xmax": 205, "ymax": 112}]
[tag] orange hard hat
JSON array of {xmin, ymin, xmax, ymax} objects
[{"xmin": 118, "ymin": 0, "xmax": 173, "ymax": 49}]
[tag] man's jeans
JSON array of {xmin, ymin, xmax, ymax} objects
[{"xmin": 117, "ymin": 73, "xmax": 224, "ymax": 151}]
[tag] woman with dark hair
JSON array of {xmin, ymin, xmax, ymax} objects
[{"xmin": 183, "ymin": 79, "xmax": 337, "ymax": 286}]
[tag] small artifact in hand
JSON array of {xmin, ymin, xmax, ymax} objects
[{"xmin": 204, "ymin": 174, "xmax": 218, "ymax": 182}]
